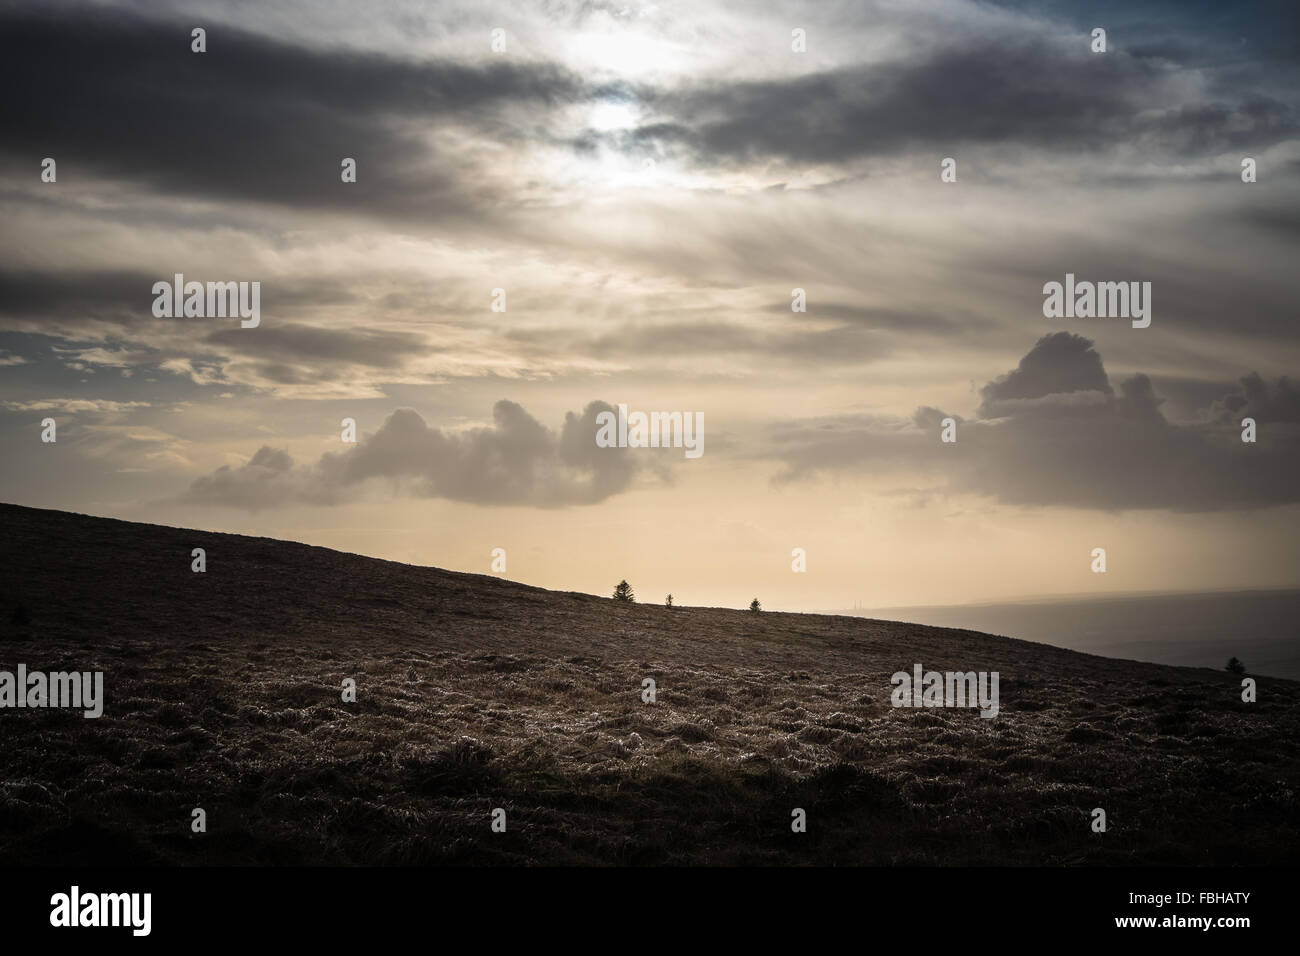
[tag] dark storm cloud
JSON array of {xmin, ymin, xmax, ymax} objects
[
  {"xmin": 978, "ymin": 332, "xmax": 1112, "ymax": 417},
  {"xmin": 0, "ymin": 2, "xmax": 586, "ymax": 215},
  {"xmin": 764, "ymin": 332, "xmax": 1300, "ymax": 512},
  {"xmin": 0, "ymin": 269, "xmax": 156, "ymax": 322},
  {"xmin": 0, "ymin": 270, "xmax": 435, "ymax": 393},
  {"xmin": 629, "ymin": 36, "xmax": 1296, "ymax": 166},
  {"xmin": 0, "ymin": 269, "xmax": 358, "ymax": 324},
  {"xmin": 182, "ymin": 400, "xmax": 646, "ymax": 509},
  {"xmin": 986, "ymin": 0, "xmax": 1300, "ymax": 66},
  {"xmin": 6, "ymin": 0, "xmax": 1287, "ymax": 214},
  {"xmin": 1208, "ymin": 372, "xmax": 1300, "ymax": 424}
]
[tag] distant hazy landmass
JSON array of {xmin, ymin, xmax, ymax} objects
[{"xmin": 844, "ymin": 590, "xmax": 1300, "ymax": 680}]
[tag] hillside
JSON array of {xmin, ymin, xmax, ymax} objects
[{"xmin": 1, "ymin": 502, "xmax": 1297, "ymax": 865}]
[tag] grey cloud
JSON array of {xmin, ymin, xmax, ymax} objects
[
  {"xmin": 204, "ymin": 323, "xmax": 431, "ymax": 371},
  {"xmin": 0, "ymin": 269, "xmax": 358, "ymax": 325},
  {"xmin": 508, "ymin": 319, "xmax": 890, "ymax": 364},
  {"xmin": 1208, "ymin": 372, "xmax": 1300, "ymax": 424},
  {"xmin": 185, "ymin": 445, "xmax": 300, "ymax": 510},
  {"xmin": 764, "ymin": 333, "xmax": 1300, "ymax": 512},
  {"xmin": 0, "ymin": 3, "xmax": 586, "ymax": 216},
  {"xmin": 506, "ymin": 302, "xmax": 996, "ymax": 368},
  {"xmin": 0, "ymin": 269, "xmax": 422, "ymax": 390},
  {"xmin": 626, "ymin": 35, "xmax": 1295, "ymax": 167},
  {"xmin": 0, "ymin": 269, "xmax": 155, "ymax": 323},
  {"xmin": 0, "ymin": 270, "xmax": 404, "ymax": 390},
  {"xmin": 962, "ymin": 225, "xmax": 1300, "ymax": 345},
  {"xmin": 183, "ymin": 400, "xmax": 645, "ymax": 510},
  {"xmin": 3, "ymin": 0, "xmax": 1295, "ymax": 223},
  {"xmin": 1238, "ymin": 204, "xmax": 1300, "ymax": 242},
  {"xmin": 762, "ymin": 303, "xmax": 987, "ymax": 335},
  {"xmin": 978, "ymin": 331, "xmax": 1112, "ymax": 417}
]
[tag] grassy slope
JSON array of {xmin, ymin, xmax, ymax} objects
[{"xmin": 1, "ymin": 502, "xmax": 1297, "ymax": 865}]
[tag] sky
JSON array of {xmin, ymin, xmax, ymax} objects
[{"xmin": 1, "ymin": 0, "xmax": 1298, "ymax": 611}]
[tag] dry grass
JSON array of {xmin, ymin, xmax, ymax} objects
[{"xmin": 1, "ymin": 502, "xmax": 1298, "ymax": 865}]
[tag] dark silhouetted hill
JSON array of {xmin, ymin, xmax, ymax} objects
[{"xmin": 2, "ymin": 502, "xmax": 1297, "ymax": 865}]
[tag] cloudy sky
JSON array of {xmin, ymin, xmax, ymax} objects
[{"xmin": 2, "ymin": 0, "xmax": 1298, "ymax": 610}]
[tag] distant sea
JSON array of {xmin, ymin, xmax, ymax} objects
[{"xmin": 840, "ymin": 589, "xmax": 1300, "ymax": 680}]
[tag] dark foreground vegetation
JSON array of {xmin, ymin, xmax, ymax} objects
[{"xmin": 1, "ymin": 502, "xmax": 1297, "ymax": 865}]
